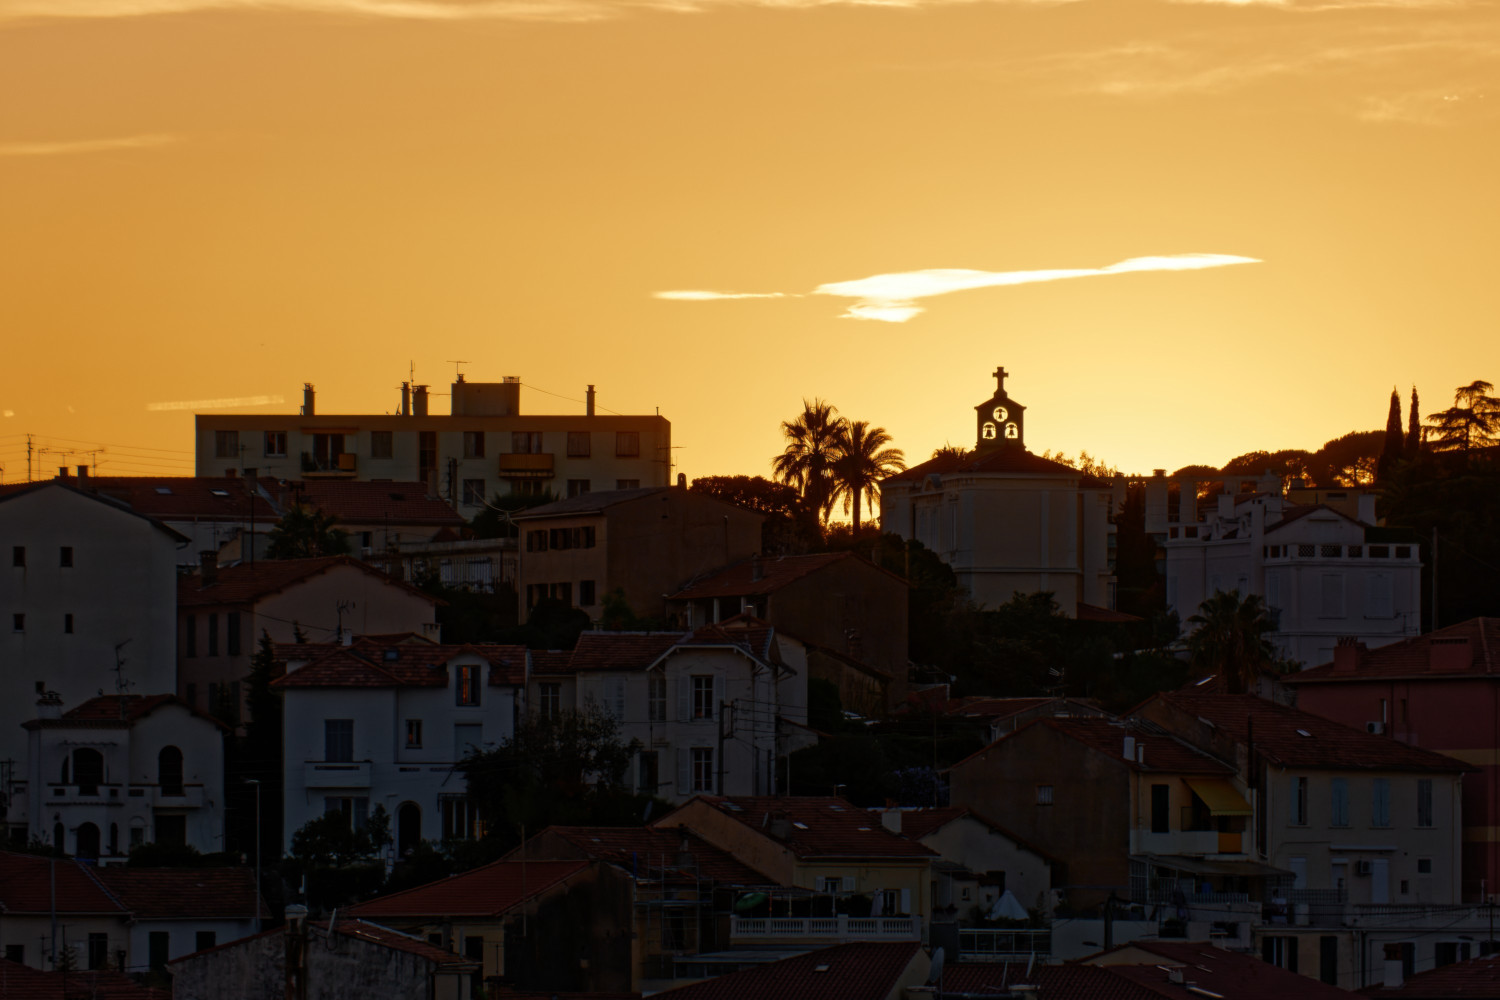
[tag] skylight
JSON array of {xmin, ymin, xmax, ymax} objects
[
  {"xmin": 210, "ymin": 489, "xmax": 230, "ymax": 497},
  {"xmin": 155, "ymin": 487, "xmax": 172, "ymax": 495},
  {"xmin": 792, "ymin": 821, "xmax": 809, "ymax": 830},
  {"xmin": 1296, "ymin": 729, "xmax": 1313, "ymax": 738}
]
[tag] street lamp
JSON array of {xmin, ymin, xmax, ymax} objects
[{"xmin": 245, "ymin": 779, "xmax": 261, "ymax": 934}]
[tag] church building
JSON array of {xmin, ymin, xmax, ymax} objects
[{"xmin": 880, "ymin": 367, "xmax": 1115, "ymax": 615}]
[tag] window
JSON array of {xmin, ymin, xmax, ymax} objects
[
  {"xmin": 455, "ymin": 723, "xmax": 483, "ymax": 756},
  {"xmin": 692, "ymin": 748, "xmax": 714, "ymax": 793},
  {"xmin": 148, "ymin": 932, "xmax": 170, "ymax": 971},
  {"xmin": 1036, "ymin": 785, "xmax": 1054, "ymax": 806},
  {"xmin": 1417, "ymin": 778, "xmax": 1433, "ymax": 827},
  {"xmin": 463, "ymin": 431, "xmax": 485, "ymax": 459},
  {"xmin": 419, "ymin": 431, "xmax": 437, "ymax": 481},
  {"xmin": 185, "ymin": 615, "xmax": 197, "ymax": 657},
  {"xmin": 441, "ymin": 796, "xmax": 478, "ymax": 841},
  {"xmin": 639, "ymin": 751, "xmax": 659, "ymax": 793},
  {"xmin": 1367, "ymin": 572, "xmax": 1394, "ymax": 618},
  {"xmin": 11, "ymin": 545, "xmax": 23, "ymax": 567},
  {"xmin": 462, "ymin": 479, "xmax": 486, "ymax": 506},
  {"xmin": 616, "ymin": 479, "xmax": 640, "ymax": 490},
  {"xmin": 64, "ymin": 613, "xmax": 74, "ymax": 634},
  {"xmin": 512, "ymin": 430, "xmax": 543, "ymax": 454},
  {"xmin": 1319, "ymin": 936, "xmax": 1338, "ymax": 985},
  {"xmin": 158, "ymin": 746, "xmax": 184, "ymax": 796},
  {"xmin": 539, "ymin": 683, "xmax": 561, "ymax": 720},
  {"xmin": 88, "ymin": 932, "xmax": 108, "ymax": 970},
  {"xmin": 1292, "ymin": 777, "xmax": 1308, "ymax": 825},
  {"xmin": 1372, "ymin": 778, "xmax": 1391, "ymax": 827},
  {"xmin": 820, "ymin": 876, "xmax": 843, "ymax": 894},
  {"xmin": 227, "ymin": 612, "xmax": 241, "ymax": 656},
  {"xmin": 548, "ymin": 581, "xmax": 572, "ymax": 605},
  {"xmin": 526, "ymin": 530, "xmax": 548, "ymax": 552},
  {"xmin": 567, "ymin": 431, "xmax": 591, "ymax": 457},
  {"xmin": 264, "ymin": 430, "xmax": 288, "ymax": 457},
  {"xmin": 325, "ymin": 719, "xmax": 354, "ymax": 762},
  {"xmin": 214, "ymin": 430, "xmax": 239, "ymax": 459},
  {"xmin": 1417, "ymin": 857, "xmax": 1433, "ymax": 874},
  {"xmin": 195, "ymin": 931, "xmax": 217, "ymax": 953},
  {"xmin": 1331, "ymin": 777, "xmax": 1350, "ymax": 827},
  {"xmin": 579, "ymin": 580, "xmax": 596, "ymax": 606},
  {"xmin": 370, "ymin": 430, "xmax": 393, "ymax": 459},
  {"xmin": 4, "ymin": 945, "xmax": 22, "ymax": 964},
  {"xmin": 615, "ymin": 431, "xmax": 640, "ymax": 457},
  {"xmin": 456, "ymin": 664, "xmax": 482, "ymax": 706},
  {"xmin": 692, "ymin": 675, "xmax": 715, "ymax": 719},
  {"xmin": 11, "ymin": 613, "xmax": 22, "ymax": 633},
  {"xmin": 1150, "ymin": 784, "xmax": 1170, "ymax": 833},
  {"xmin": 1436, "ymin": 942, "xmax": 1472, "ymax": 968},
  {"xmin": 324, "ymin": 796, "xmax": 370, "ymax": 830},
  {"xmin": 59, "ymin": 546, "xmax": 73, "ymax": 567},
  {"xmin": 1263, "ymin": 935, "xmax": 1299, "ymax": 972},
  {"xmin": 649, "ymin": 674, "xmax": 667, "ymax": 722},
  {"xmin": 207, "ymin": 613, "xmax": 219, "ymax": 656},
  {"xmin": 406, "ymin": 719, "xmax": 423, "ymax": 748},
  {"xmin": 567, "ymin": 479, "xmax": 591, "ymax": 498}
]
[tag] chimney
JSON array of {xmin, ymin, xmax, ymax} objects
[
  {"xmin": 769, "ymin": 812, "xmax": 791, "ymax": 840},
  {"xmin": 1333, "ymin": 636, "xmax": 1363, "ymax": 673},
  {"xmin": 35, "ymin": 684, "xmax": 62, "ymax": 720},
  {"xmin": 1357, "ymin": 493, "xmax": 1378, "ymax": 525},
  {"xmin": 302, "ymin": 382, "xmax": 315, "ymax": 416},
  {"xmin": 413, "ymin": 385, "xmax": 429, "ymax": 417},
  {"xmin": 881, "ymin": 809, "xmax": 902, "ymax": 835},
  {"xmin": 401, "ymin": 381, "xmax": 411, "ymax": 417},
  {"xmin": 677, "ymin": 473, "xmax": 687, "ymax": 488},
  {"xmin": 76, "ymin": 465, "xmax": 88, "ymax": 478},
  {"xmin": 1123, "ymin": 736, "xmax": 1136, "ymax": 760},
  {"xmin": 1430, "ymin": 637, "xmax": 1474, "ymax": 673},
  {"xmin": 58, "ymin": 466, "xmax": 69, "ymax": 478},
  {"xmin": 1383, "ymin": 944, "xmax": 1405, "ymax": 988},
  {"xmin": 199, "ymin": 550, "xmax": 218, "ymax": 585},
  {"xmin": 586, "ymin": 384, "xmax": 596, "ymax": 417}
]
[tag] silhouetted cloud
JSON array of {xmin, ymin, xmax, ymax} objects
[
  {"xmin": 657, "ymin": 253, "xmax": 1260, "ymax": 323},
  {"xmin": 147, "ymin": 395, "xmax": 285, "ymax": 412},
  {"xmin": 0, "ymin": 133, "xmax": 179, "ymax": 157}
]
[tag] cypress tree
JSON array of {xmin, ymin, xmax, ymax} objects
[
  {"xmin": 1378, "ymin": 387, "xmax": 1403, "ymax": 480},
  {"xmin": 1406, "ymin": 385, "xmax": 1422, "ymax": 457}
]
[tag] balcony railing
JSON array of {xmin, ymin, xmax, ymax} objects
[
  {"xmin": 150, "ymin": 784, "xmax": 206, "ymax": 808},
  {"xmin": 729, "ymin": 915, "xmax": 919, "ymax": 941},
  {"xmin": 497, "ymin": 453, "xmax": 555, "ymax": 478},
  {"xmin": 957, "ymin": 928, "xmax": 1052, "ymax": 961},
  {"xmin": 303, "ymin": 762, "xmax": 372, "ymax": 788}
]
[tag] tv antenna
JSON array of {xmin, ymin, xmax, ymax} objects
[{"xmin": 446, "ymin": 360, "xmax": 469, "ymax": 381}]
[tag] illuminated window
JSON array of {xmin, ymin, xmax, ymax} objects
[
  {"xmin": 456, "ymin": 664, "xmax": 482, "ymax": 706},
  {"xmin": 264, "ymin": 431, "xmax": 288, "ymax": 457}
]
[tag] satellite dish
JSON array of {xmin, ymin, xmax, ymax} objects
[{"xmin": 927, "ymin": 947, "xmax": 946, "ymax": 985}]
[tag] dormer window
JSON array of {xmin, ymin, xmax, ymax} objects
[{"xmin": 456, "ymin": 664, "xmax": 481, "ymax": 706}]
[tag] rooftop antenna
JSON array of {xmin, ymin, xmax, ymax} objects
[{"xmin": 446, "ymin": 360, "xmax": 469, "ymax": 382}]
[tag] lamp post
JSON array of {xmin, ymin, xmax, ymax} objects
[{"xmin": 245, "ymin": 779, "xmax": 261, "ymax": 934}]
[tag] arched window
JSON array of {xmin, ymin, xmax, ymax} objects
[
  {"xmin": 158, "ymin": 746, "xmax": 184, "ymax": 797},
  {"xmin": 397, "ymin": 802, "xmax": 422, "ymax": 857},
  {"xmin": 72, "ymin": 748, "xmax": 104, "ymax": 795},
  {"xmin": 76, "ymin": 823, "xmax": 101, "ymax": 860}
]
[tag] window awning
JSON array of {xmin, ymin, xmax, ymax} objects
[{"xmin": 1185, "ymin": 777, "xmax": 1253, "ymax": 817}]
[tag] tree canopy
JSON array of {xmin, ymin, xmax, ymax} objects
[{"xmin": 265, "ymin": 504, "xmax": 351, "ymax": 559}]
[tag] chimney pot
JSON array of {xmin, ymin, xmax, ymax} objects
[
  {"xmin": 413, "ymin": 385, "xmax": 429, "ymax": 417},
  {"xmin": 586, "ymin": 384, "xmax": 596, "ymax": 417},
  {"xmin": 302, "ymin": 382, "xmax": 315, "ymax": 416},
  {"xmin": 58, "ymin": 466, "xmax": 69, "ymax": 478},
  {"xmin": 1333, "ymin": 636, "xmax": 1363, "ymax": 673},
  {"xmin": 76, "ymin": 465, "xmax": 88, "ymax": 478},
  {"xmin": 401, "ymin": 381, "xmax": 411, "ymax": 417}
]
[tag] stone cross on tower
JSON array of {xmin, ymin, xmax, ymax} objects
[{"xmin": 993, "ymin": 366, "xmax": 1008, "ymax": 395}]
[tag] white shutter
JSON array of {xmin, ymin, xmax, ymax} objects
[
  {"xmin": 677, "ymin": 676, "xmax": 690, "ymax": 723},
  {"xmin": 842, "ymin": 876, "xmax": 855, "ymax": 892},
  {"xmin": 676, "ymin": 748, "xmax": 690, "ymax": 795},
  {"xmin": 713, "ymin": 675, "xmax": 725, "ymax": 721},
  {"xmin": 900, "ymin": 888, "xmax": 911, "ymax": 914},
  {"xmin": 611, "ymin": 677, "xmax": 626, "ymax": 720},
  {"xmin": 581, "ymin": 677, "xmax": 602, "ymax": 712}
]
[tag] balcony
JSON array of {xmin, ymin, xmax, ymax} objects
[
  {"xmin": 497, "ymin": 453, "xmax": 554, "ymax": 479},
  {"xmin": 150, "ymin": 784, "xmax": 206, "ymax": 809},
  {"xmin": 729, "ymin": 915, "xmax": 920, "ymax": 942},
  {"xmin": 1137, "ymin": 830, "xmax": 1245, "ymax": 856},
  {"xmin": 303, "ymin": 762, "xmax": 372, "ymax": 788},
  {"xmin": 302, "ymin": 452, "xmax": 357, "ymax": 478},
  {"xmin": 957, "ymin": 928, "xmax": 1052, "ymax": 962},
  {"xmin": 45, "ymin": 783, "xmax": 123, "ymax": 806}
]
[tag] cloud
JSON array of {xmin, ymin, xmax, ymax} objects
[
  {"xmin": 147, "ymin": 394, "xmax": 285, "ymax": 412},
  {"xmin": 2, "ymin": 410, "xmax": 13, "ymax": 418},
  {"xmin": 0, "ymin": 133, "xmax": 179, "ymax": 157},
  {"xmin": 657, "ymin": 253, "xmax": 1259, "ymax": 322}
]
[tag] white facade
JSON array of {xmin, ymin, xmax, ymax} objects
[
  {"xmin": 1160, "ymin": 489, "xmax": 1421, "ymax": 667},
  {"xmin": 279, "ymin": 645, "xmax": 523, "ymax": 854},
  {"xmin": 20, "ymin": 695, "xmax": 226, "ymax": 858}
]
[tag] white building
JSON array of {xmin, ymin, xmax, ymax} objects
[
  {"xmin": 1158, "ymin": 485, "xmax": 1421, "ymax": 667},
  {"xmin": 276, "ymin": 636, "xmax": 529, "ymax": 854},
  {"xmin": 534, "ymin": 620, "xmax": 813, "ymax": 802},
  {"xmin": 880, "ymin": 367, "xmax": 1114, "ymax": 614},
  {"xmin": 20, "ymin": 693, "xmax": 228, "ymax": 858}
]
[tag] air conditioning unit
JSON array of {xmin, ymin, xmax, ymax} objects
[
  {"xmin": 1366, "ymin": 721, "xmax": 1385, "ymax": 735},
  {"xmin": 1356, "ymin": 860, "xmax": 1374, "ymax": 876}
]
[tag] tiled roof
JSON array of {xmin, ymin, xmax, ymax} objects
[
  {"xmin": 74, "ymin": 476, "xmax": 279, "ymax": 522},
  {"xmin": 890, "ymin": 806, "xmax": 967, "ymax": 840},
  {"xmin": 273, "ymin": 640, "xmax": 528, "ymax": 688},
  {"xmin": 258, "ymin": 479, "xmax": 466, "ymax": 527},
  {"xmin": 886, "ymin": 447, "xmax": 1107, "ymax": 486},
  {"xmin": 512, "ymin": 487, "xmax": 669, "ymax": 520},
  {"xmin": 649, "ymin": 941, "xmax": 922, "ymax": 1000},
  {"xmin": 1265, "ymin": 502, "xmax": 1365, "ymax": 532},
  {"xmin": 668, "ymin": 797, "xmax": 939, "ymax": 861},
  {"xmin": 941, "ymin": 963, "xmax": 1166, "ymax": 999},
  {"xmin": 680, "ymin": 621, "xmax": 776, "ymax": 660},
  {"xmin": 93, "ymin": 866, "xmax": 270, "ymax": 920},
  {"xmin": 0, "ymin": 481, "xmax": 190, "ymax": 543},
  {"xmin": 0, "ymin": 851, "xmax": 127, "ymax": 915},
  {"xmin": 178, "ymin": 555, "xmax": 439, "ymax": 608},
  {"xmin": 536, "ymin": 826, "xmax": 778, "ymax": 885},
  {"xmin": 1288, "ymin": 618, "xmax": 1500, "ymax": 681},
  {"xmin": 1100, "ymin": 940, "xmax": 1353, "ymax": 999},
  {"xmin": 23, "ymin": 694, "xmax": 230, "ymax": 733},
  {"xmin": 972, "ymin": 717, "xmax": 1235, "ymax": 776},
  {"xmin": 530, "ymin": 649, "xmax": 576, "ymax": 675},
  {"xmin": 330, "ymin": 919, "xmax": 477, "ymax": 969},
  {"xmin": 569, "ymin": 632, "xmax": 684, "ymax": 673},
  {"xmin": 1361, "ymin": 953, "xmax": 1500, "ymax": 996},
  {"xmin": 348, "ymin": 859, "xmax": 590, "ymax": 918},
  {"xmin": 0, "ymin": 959, "xmax": 169, "ymax": 1000},
  {"xmin": 1151, "ymin": 692, "xmax": 1470, "ymax": 773},
  {"xmin": 670, "ymin": 552, "xmax": 892, "ymax": 600}
]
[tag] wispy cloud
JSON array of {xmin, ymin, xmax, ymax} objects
[
  {"xmin": 657, "ymin": 253, "xmax": 1260, "ymax": 323},
  {"xmin": 147, "ymin": 394, "xmax": 285, "ymax": 412},
  {"xmin": 0, "ymin": 133, "xmax": 179, "ymax": 157}
]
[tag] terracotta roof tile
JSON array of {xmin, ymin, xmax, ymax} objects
[
  {"xmin": 1361, "ymin": 952, "xmax": 1500, "ymax": 995},
  {"xmin": 670, "ymin": 552, "xmax": 886, "ymax": 600},
  {"xmin": 0, "ymin": 959, "xmax": 169, "ymax": 1000},
  {"xmin": 664, "ymin": 797, "xmax": 938, "ymax": 861},
  {"xmin": 273, "ymin": 640, "xmax": 528, "ymax": 688},
  {"xmin": 0, "ymin": 851, "xmax": 127, "ymax": 915},
  {"xmin": 1288, "ymin": 618, "xmax": 1500, "ymax": 681},
  {"xmin": 1152, "ymin": 692, "xmax": 1470, "ymax": 773},
  {"xmin": 984, "ymin": 717, "xmax": 1235, "ymax": 776},
  {"xmin": 178, "ymin": 555, "xmax": 439, "ymax": 609},
  {"xmin": 348, "ymin": 859, "xmax": 590, "ymax": 919},
  {"xmin": 1100, "ymin": 940, "xmax": 1353, "ymax": 999},
  {"xmin": 535, "ymin": 826, "xmax": 778, "ymax": 884},
  {"xmin": 512, "ymin": 487, "xmax": 670, "ymax": 519},
  {"xmin": 886, "ymin": 448, "xmax": 1107, "ymax": 486},
  {"xmin": 568, "ymin": 632, "xmax": 684, "ymax": 673},
  {"xmin": 93, "ymin": 866, "xmax": 270, "ymax": 920},
  {"xmin": 530, "ymin": 649, "xmax": 576, "ymax": 675},
  {"xmin": 258, "ymin": 479, "xmax": 466, "ymax": 527},
  {"xmin": 330, "ymin": 919, "xmax": 477, "ymax": 968},
  {"xmin": 941, "ymin": 963, "xmax": 1166, "ymax": 999},
  {"xmin": 21, "ymin": 694, "xmax": 230, "ymax": 733},
  {"xmin": 74, "ymin": 476, "xmax": 279, "ymax": 522},
  {"xmin": 649, "ymin": 941, "xmax": 922, "ymax": 1000}
]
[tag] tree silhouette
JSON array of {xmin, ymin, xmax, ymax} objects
[
  {"xmin": 1185, "ymin": 590, "xmax": 1281, "ymax": 694},
  {"xmin": 265, "ymin": 504, "xmax": 350, "ymax": 559},
  {"xmin": 1426, "ymin": 380, "xmax": 1500, "ymax": 456},
  {"xmin": 772, "ymin": 399, "xmax": 846, "ymax": 524},
  {"xmin": 1406, "ymin": 385, "xmax": 1422, "ymax": 458},
  {"xmin": 829, "ymin": 421, "xmax": 906, "ymax": 533},
  {"xmin": 930, "ymin": 443, "xmax": 973, "ymax": 463},
  {"xmin": 1378, "ymin": 387, "xmax": 1404, "ymax": 480}
]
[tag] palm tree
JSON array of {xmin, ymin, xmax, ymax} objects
[
  {"xmin": 829, "ymin": 420, "xmax": 907, "ymax": 533},
  {"xmin": 1185, "ymin": 590, "xmax": 1280, "ymax": 694},
  {"xmin": 772, "ymin": 399, "xmax": 846, "ymax": 523},
  {"xmin": 930, "ymin": 443, "xmax": 973, "ymax": 463}
]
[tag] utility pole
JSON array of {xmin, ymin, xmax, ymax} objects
[
  {"xmin": 718, "ymin": 701, "xmax": 734, "ymax": 795},
  {"xmin": 1431, "ymin": 527, "xmax": 1439, "ymax": 630},
  {"xmin": 27, "ymin": 433, "xmax": 34, "ymax": 482}
]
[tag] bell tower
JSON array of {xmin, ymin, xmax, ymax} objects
[{"xmin": 974, "ymin": 365, "xmax": 1026, "ymax": 453}]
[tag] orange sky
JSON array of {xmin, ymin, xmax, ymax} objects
[{"xmin": 2, "ymin": 0, "xmax": 1497, "ymax": 487}]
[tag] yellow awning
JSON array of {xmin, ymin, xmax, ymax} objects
[{"xmin": 1185, "ymin": 778, "xmax": 1253, "ymax": 817}]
